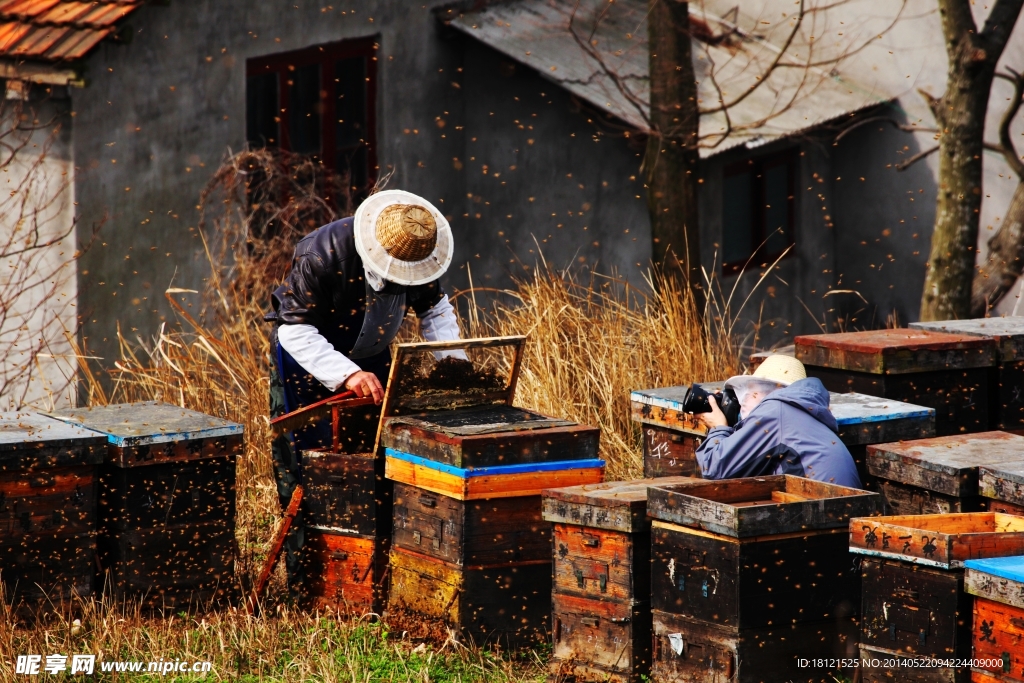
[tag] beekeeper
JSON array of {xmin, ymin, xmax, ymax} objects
[{"xmin": 695, "ymin": 355, "xmax": 862, "ymax": 487}]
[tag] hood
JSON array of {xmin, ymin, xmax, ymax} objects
[{"xmin": 758, "ymin": 377, "xmax": 838, "ymax": 433}]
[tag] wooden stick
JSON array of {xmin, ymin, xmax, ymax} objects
[
  {"xmin": 247, "ymin": 484, "xmax": 304, "ymax": 615},
  {"xmin": 269, "ymin": 391, "xmax": 375, "ymax": 438}
]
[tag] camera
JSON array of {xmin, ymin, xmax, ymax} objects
[{"xmin": 681, "ymin": 383, "xmax": 741, "ymax": 427}]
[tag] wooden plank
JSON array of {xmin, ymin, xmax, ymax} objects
[
  {"xmin": 867, "ymin": 432, "xmax": 1024, "ymax": 497},
  {"xmin": 541, "ymin": 476, "xmax": 698, "ymax": 533},
  {"xmin": 651, "ymin": 611, "xmax": 848, "ymax": 683},
  {"xmin": 794, "ymin": 329, "xmax": 997, "ymax": 374},
  {"xmin": 879, "ymin": 480, "xmax": 984, "ymax": 516},
  {"xmin": 970, "ymin": 597, "xmax": 1024, "ymax": 673},
  {"xmin": 987, "ymin": 498, "xmax": 1024, "ymax": 516},
  {"xmin": 981, "ymin": 462, "xmax": 1024, "ymax": 508},
  {"xmin": 305, "ymin": 530, "xmax": 384, "ymax": 615},
  {"xmin": 849, "ymin": 513, "xmax": 1024, "ymax": 568},
  {"xmin": 966, "ymin": 560, "xmax": 1024, "ymax": 610},
  {"xmin": 248, "ymin": 484, "xmax": 302, "ymax": 614},
  {"xmin": 551, "ymin": 592, "xmax": 651, "ymax": 681},
  {"xmin": 384, "ymin": 454, "xmax": 604, "ymax": 500},
  {"xmin": 859, "ymin": 558, "xmax": 970, "ymax": 660},
  {"xmin": 302, "ymin": 450, "xmax": 379, "ymax": 536},
  {"xmin": 911, "ymin": 318, "xmax": 1024, "ymax": 362},
  {"xmin": 552, "ymin": 523, "xmax": 646, "ymax": 602},
  {"xmin": 641, "ymin": 423, "xmax": 702, "ymax": 478},
  {"xmin": 0, "ymin": 411, "xmax": 106, "ymax": 469},
  {"xmin": 651, "ymin": 520, "xmax": 855, "ymax": 629},
  {"xmin": 648, "ymin": 475, "xmax": 881, "ymax": 538}
]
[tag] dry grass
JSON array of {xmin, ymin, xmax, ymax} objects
[{"xmin": 3, "ymin": 150, "xmax": 743, "ymax": 680}]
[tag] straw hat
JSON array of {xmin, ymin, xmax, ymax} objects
[
  {"xmin": 726, "ymin": 354, "xmax": 807, "ymax": 389},
  {"xmin": 353, "ymin": 190, "xmax": 453, "ymax": 286}
]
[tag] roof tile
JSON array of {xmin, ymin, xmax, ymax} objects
[{"xmin": 0, "ymin": 0, "xmax": 135, "ymax": 61}]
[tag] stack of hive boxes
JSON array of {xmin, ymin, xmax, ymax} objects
[
  {"xmin": 631, "ymin": 383, "xmax": 935, "ymax": 485},
  {"xmin": 867, "ymin": 432, "xmax": 1024, "ymax": 515},
  {"xmin": 381, "ymin": 337, "xmax": 603, "ymax": 646},
  {"xmin": 911, "ymin": 318, "xmax": 1024, "ymax": 431},
  {"xmin": 48, "ymin": 402, "xmax": 242, "ymax": 607},
  {"xmin": 542, "ymin": 477, "xmax": 697, "ymax": 682},
  {"xmin": 647, "ymin": 476, "xmax": 882, "ymax": 683},
  {"xmin": 0, "ymin": 412, "xmax": 106, "ymax": 608},
  {"xmin": 964, "ymin": 556, "xmax": 1024, "ymax": 681},
  {"xmin": 850, "ymin": 512, "xmax": 1024, "ymax": 681},
  {"xmin": 298, "ymin": 399, "xmax": 388, "ymax": 613},
  {"xmin": 795, "ymin": 329, "xmax": 996, "ymax": 436}
]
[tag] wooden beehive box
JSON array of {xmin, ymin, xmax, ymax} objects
[
  {"xmin": 381, "ymin": 338, "xmax": 602, "ymax": 498},
  {"xmin": 795, "ymin": 328, "xmax": 996, "ymax": 436},
  {"xmin": 965, "ymin": 556, "xmax": 1024, "ymax": 682},
  {"xmin": 631, "ymin": 384, "xmax": 934, "ymax": 480},
  {"xmin": 47, "ymin": 402, "xmax": 243, "ymax": 606},
  {"xmin": 867, "ymin": 432, "xmax": 1024, "ymax": 516},
  {"xmin": 543, "ymin": 477, "xmax": 697, "ymax": 683},
  {"xmin": 0, "ymin": 411, "xmax": 107, "ymax": 604},
  {"xmin": 912, "ymin": 318, "xmax": 1024, "ymax": 430},
  {"xmin": 650, "ymin": 612, "xmax": 849, "ymax": 683},
  {"xmin": 388, "ymin": 546, "xmax": 551, "ymax": 647},
  {"xmin": 980, "ymin": 461, "xmax": 1024, "ymax": 517},
  {"xmin": 648, "ymin": 476, "xmax": 879, "ymax": 631},
  {"xmin": 305, "ymin": 529, "xmax": 388, "ymax": 615}
]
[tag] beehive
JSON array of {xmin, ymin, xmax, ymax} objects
[
  {"xmin": 0, "ymin": 411, "xmax": 106, "ymax": 606},
  {"xmin": 980, "ymin": 461, "xmax": 1024, "ymax": 517},
  {"xmin": 542, "ymin": 477, "xmax": 697, "ymax": 682},
  {"xmin": 867, "ymin": 432, "xmax": 1024, "ymax": 515},
  {"xmin": 795, "ymin": 328, "xmax": 996, "ymax": 436},
  {"xmin": 965, "ymin": 556, "xmax": 1024, "ymax": 682},
  {"xmin": 48, "ymin": 402, "xmax": 242, "ymax": 607},
  {"xmin": 381, "ymin": 337, "xmax": 602, "ymax": 646},
  {"xmin": 911, "ymin": 318, "xmax": 1024, "ymax": 430},
  {"xmin": 647, "ymin": 476, "xmax": 881, "ymax": 683},
  {"xmin": 851, "ymin": 512, "xmax": 1024, "ymax": 680}
]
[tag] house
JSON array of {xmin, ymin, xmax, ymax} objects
[{"xmin": 1, "ymin": 0, "xmax": 1022, "ymax": 406}]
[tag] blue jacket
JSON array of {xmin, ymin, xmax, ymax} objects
[{"xmin": 695, "ymin": 378, "xmax": 862, "ymax": 488}]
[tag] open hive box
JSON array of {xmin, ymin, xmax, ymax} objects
[
  {"xmin": 646, "ymin": 476, "xmax": 880, "ymax": 683},
  {"xmin": 382, "ymin": 336, "xmax": 601, "ymax": 647},
  {"xmin": 380, "ymin": 336, "xmax": 602, "ymax": 500}
]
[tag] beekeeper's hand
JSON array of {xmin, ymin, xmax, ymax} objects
[
  {"xmin": 699, "ymin": 396, "xmax": 729, "ymax": 429},
  {"xmin": 345, "ymin": 371, "xmax": 384, "ymax": 404}
]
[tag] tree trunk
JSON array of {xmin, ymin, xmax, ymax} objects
[
  {"xmin": 920, "ymin": 0, "xmax": 1023, "ymax": 320},
  {"xmin": 971, "ymin": 181, "xmax": 1024, "ymax": 316},
  {"xmin": 645, "ymin": 0, "xmax": 701, "ymax": 291}
]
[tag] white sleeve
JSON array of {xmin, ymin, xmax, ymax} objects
[
  {"xmin": 277, "ymin": 323, "xmax": 362, "ymax": 392},
  {"xmin": 418, "ymin": 294, "xmax": 469, "ymax": 360}
]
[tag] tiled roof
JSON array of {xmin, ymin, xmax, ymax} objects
[{"xmin": 0, "ymin": 0, "xmax": 138, "ymax": 62}]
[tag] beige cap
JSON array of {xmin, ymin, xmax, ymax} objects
[
  {"xmin": 726, "ymin": 354, "xmax": 807, "ymax": 389},
  {"xmin": 353, "ymin": 189, "xmax": 453, "ymax": 286}
]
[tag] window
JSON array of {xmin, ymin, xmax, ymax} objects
[
  {"xmin": 246, "ymin": 38, "xmax": 377, "ymax": 198},
  {"xmin": 721, "ymin": 151, "xmax": 796, "ymax": 273}
]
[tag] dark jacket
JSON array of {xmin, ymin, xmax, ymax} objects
[
  {"xmin": 270, "ymin": 216, "xmax": 445, "ymax": 351},
  {"xmin": 695, "ymin": 378, "xmax": 862, "ymax": 488}
]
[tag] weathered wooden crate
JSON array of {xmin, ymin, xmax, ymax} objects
[
  {"xmin": 101, "ymin": 521, "xmax": 236, "ymax": 607},
  {"xmin": 542, "ymin": 477, "xmax": 699, "ymax": 533},
  {"xmin": 648, "ymin": 475, "xmax": 881, "ymax": 538},
  {"xmin": 388, "ymin": 547, "xmax": 551, "ymax": 647},
  {"xmin": 981, "ymin": 462, "xmax": 1024, "ymax": 518},
  {"xmin": 868, "ymin": 432, "xmax": 1024, "ymax": 515},
  {"xmin": 305, "ymin": 528, "xmax": 386, "ymax": 614},
  {"xmin": 0, "ymin": 411, "xmax": 107, "ymax": 604},
  {"xmin": 650, "ymin": 611, "xmax": 848, "ymax": 683},
  {"xmin": 965, "ymin": 556, "xmax": 1024, "ymax": 682},
  {"xmin": 303, "ymin": 449, "xmax": 384, "ymax": 537},
  {"xmin": 795, "ymin": 329, "xmax": 996, "ymax": 436},
  {"xmin": 631, "ymin": 385, "xmax": 934, "ymax": 480},
  {"xmin": 912, "ymin": 318, "xmax": 1024, "ymax": 430},
  {"xmin": 850, "ymin": 513, "xmax": 1024, "ymax": 569},
  {"xmin": 551, "ymin": 592, "xmax": 651, "ymax": 683},
  {"xmin": 393, "ymin": 482, "xmax": 550, "ymax": 565},
  {"xmin": 48, "ymin": 401, "xmax": 244, "ymax": 467},
  {"xmin": 385, "ymin": 449, "xmax": 604, "ymax": 500}
]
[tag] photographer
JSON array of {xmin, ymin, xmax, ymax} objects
[{"xmin": 695, "ymin": 355, "xmax": 861, "ymax": 487}]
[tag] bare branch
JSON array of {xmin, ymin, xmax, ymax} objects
[{"xmin": 895, "ymin": 145, "xmax": 939, "ymax": 171}]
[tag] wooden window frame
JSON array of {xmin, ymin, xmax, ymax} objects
[
  {"xmin": 721, "ymin": 149, "xmax": 797, "ymax": 274},
  {"xmin": 245, "ymin": 36, "xmax": 378, "ymax": 186}
]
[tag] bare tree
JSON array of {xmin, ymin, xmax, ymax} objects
[
  {"xmin": 918, "ymin": 0, "xmax": 1024, "ymax": 321},
  {"xmin": 0, "ymin": 86, "xmax": 96, "ymax": 410}
]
